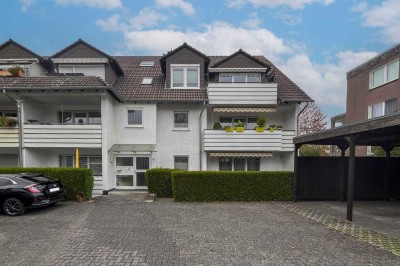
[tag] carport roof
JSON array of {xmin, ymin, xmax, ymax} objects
[{"xmin": 294, "ymin": 113, "xmax": 400, "ymax": 147}]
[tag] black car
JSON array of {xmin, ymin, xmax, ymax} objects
[{"xmin": 0, "ymin": 173, "xmax": 66, "ymax": 216}]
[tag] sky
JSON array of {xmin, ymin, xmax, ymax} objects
[{"xmin": 2, "ymin": 0, "xmax": 400, "ymax": 119}]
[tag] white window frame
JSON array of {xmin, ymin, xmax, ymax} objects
[
  {"xmin": 174, "ymin": 155, "xmax": 189, "ymax": 170},
  {"xmin": 139, "ymin": 61, "xmax": 155, "ymax": 67},
  {"xmin": 173, "ymin": 111, "xmax": 189, "ymax": 130},
  {"xmin": 219, "ymin": 73, "xmax": 261, "ymax": 83},
  {"xmin": 59, "ymin": 155, "xmax": 103, "ymax": 176},
  {"xmin": 170, "ymin": 64, "xmax": 200, "ymax": 89},
  {"xmin": 141, "ymin": 77, "xmax": 153, "ymax": 85},
  {"xmin": 368, "ymin": 98, "xmax": 397, "ymax": 119},
  {"xmin": 369, "ymin": 58, "xmax": 399, "ymax": 90},
  {"xmin": 126, "ymin": 107, "xmax": 144, "ymax": 127},
  {"xmin": 218, "ymin": 157, "xmax": 260, "ymax": 171}
]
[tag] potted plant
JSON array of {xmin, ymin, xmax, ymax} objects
[
  {"xmin": 224, "ymin": 125, "xmax": 234, "ymax": 132},
  {"xmin": 269, "ymin": 125, "xmax": 276, "ymax": 132},
  {"xmin": 256, "ymin": 115, "xmax": 266, "ymax": 132},
  {"xmin": 0, "ymin": 116, "xmax": 8, "ymax": 127},
  {"xmin": 276, "ymin": 125, "xmax": 283, "ymax": 131},
  {"xmin": 8, "ymin": 65, "xmax": 24, "ymax": 77},
  {"xmin": 213, "ymin": 122, "xmax": 223, "ymax": 130},
  {"xmin": 235, "ymin": 120, "xmax": 245, "ymax": 132}
]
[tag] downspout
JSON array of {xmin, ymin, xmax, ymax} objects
[
  {"xmin": 2, "ymin": 90, "xmax": 23, "ymax": 167},
  {"xmin": 199, "ymin": 101, "xmax": 207, "ymax": 171},
  {"xmin": 296, "ymin": 102, "xmax": 308, "ymax": 137}
]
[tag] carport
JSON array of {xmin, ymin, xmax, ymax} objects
[{"xmin": 293, "ymin": 113, "xmax": 400, "ymax": 221}]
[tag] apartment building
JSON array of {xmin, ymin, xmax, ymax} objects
[{"xmin": 0, "ymin": 39, "xmax": 312, "ymax": 194}]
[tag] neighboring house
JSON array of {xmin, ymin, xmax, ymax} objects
[
  {"xmin": 0, "ymin": 39, "xmax": 312, "ymax": 194},
  {"xmin": 331, "ymin": 43, "xmax": 400, "ymax": 156}
]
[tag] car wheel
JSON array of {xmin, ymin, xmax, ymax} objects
[{"xmin": 3, "ymin": 198, "xmax": 25, "ymax": 216}]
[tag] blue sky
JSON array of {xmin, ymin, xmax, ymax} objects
[{"xmin": 2, "ymin": 0, "xmax": 400, "ymax": 119}]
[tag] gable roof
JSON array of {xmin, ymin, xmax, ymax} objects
[
  {"xmin": 211, "ymin": 49, "xmax": 270, "ymax": 69},
  {"xmin": 51, "ymin": 39, "xmax": 124, "ymax": 75},
  {"xmin": 160, "ymin": 42, "xmax": 210, "ymax": 62},
  {"xmin": 0, "ymin": 39, "xmax": 42, "ymax": 60}
]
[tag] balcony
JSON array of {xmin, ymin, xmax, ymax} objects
[
  {"xmin": 23, "ymin": 124, "xmax": 102, "ymax": 148},
  {"xmin": 203, "ymin": 130, "xmax": 295, "ymax": 152},
  {"xmin": 208, "ymin": 83, "xmax": 277, "ymax": 105},
  {"xmin": 0, "ymin": 127, "xmax": 19, "ymax": 148}
]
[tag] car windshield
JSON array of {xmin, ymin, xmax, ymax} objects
[{"xmin": 19, "ymin": 175, "xmax": 50, "ymax": 183}]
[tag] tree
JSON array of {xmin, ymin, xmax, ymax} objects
[
  {"xmin": 298, "ymin": 102, "xmax": 329, "ymax": 156},
  {"xmin": 372, "ymin": 146, "xmax": 400, "ymax": 157}
]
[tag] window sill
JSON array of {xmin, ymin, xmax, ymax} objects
[
  {"xmin": 173, "ymin": 128, "xmax": 190, "ymax": 131},
  {"xmin": 125, "ymin": 125, "xmax": 144, "ymax": 128},
  {"xmin": 369, "ymin": 78, "xmax": 398, "ymax": 91}
]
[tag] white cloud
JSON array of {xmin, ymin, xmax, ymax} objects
[
  {"xmin": 226, "ymin": 0, "xmax": 335, "ymax": 9},
  {"xmin": 280, "ymin": 50, "xmax": 377, "ymax": 108},
  {"xmin": 155, "ymin": 0, "xmax": 195, "ymax": 16},
  {"xmin": 122, "ymin": 21, "xmax": 292, "ymax": 61},
  {"xmin": 353, "ymin": 0, "xmax": 400, "ymax": 44},
  {"xmin": 96, "ymin": 15, "xmax": 124, "ymax": 32},
  {"xmin": 241, "ymin": 12, "xmax": 262, "ymax": 28},
  {"xmin": 20, "ymin": 0, "xmax": 37, "ymax": 12},
  {"xmin": 54, "ymin": 0, "xmax": 122, "ymax": 10},
  {"xmin": 130, "ymin": 9, "xmax": 168, "ymax": 30},
  {"xmin": 275, "ymin": 9, "xmax": 302, "ymax": 25}
]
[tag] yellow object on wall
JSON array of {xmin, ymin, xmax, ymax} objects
[{"xmin": 75, "ymin": 148, "xmax": 79, "ymax": 168}]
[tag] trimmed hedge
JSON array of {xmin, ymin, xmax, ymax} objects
[
  {"xmin": 0, "ymin": 167, "xmax": 94, "ymax": 200},
  {"xmin": 146, "ymin": 168, "xmax": 178, "ymax": 197},
  {"xmin": 172, "ymin": 171, "xmax": 293, "ymax": 202}
]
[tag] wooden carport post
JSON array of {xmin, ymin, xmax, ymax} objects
[
  {"xmin": 337, "ymin": 144, "xmax": 349, "ymax": 202},
  {"xmin": 293, "ymin": 143, "xmax": 302, "ymax": 202},
  {"xmin": 346, "ymin": 134, "xmax": 357, "ymax": 222},
  {"xmin": 382, "ymin": 144, "xmax": 393, "ymax": 201}
]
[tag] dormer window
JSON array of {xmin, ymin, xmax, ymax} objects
[
  {"xmin": 141, "ymin": 77, "xmax": 153, "ymax": 85},
  {"xmin": 140, "ymin": 61, "xmax": 155, "ymax": 67},
  {"xmin": 219, "ymin": 73, "xmax": 261, "ymax": 83},
  {"xmin": 171, "ymin": 64, "xmax": 200, "ymax": 88}
]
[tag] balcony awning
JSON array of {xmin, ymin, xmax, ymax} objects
[
  {"xmin": 208, "ymin": 68, "xmax": 268, "ymax": 73},
  {"xmin": 213, "ymin": 107, "xmax": 276, "ymax": 113},
  {"xmin": 209, "ymin": 152, "xmax": 273, "ymax": 158},
  {"xmin": 109, "ymin": 144, "xmax": 156, "ymax": 152}
]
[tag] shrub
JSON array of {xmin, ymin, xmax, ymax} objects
[
  {"xmin": 0, "ymin": 167, "xmax": 94, "ymax": 200},
  {"xmin": 8, "ymin": 65, "xmax": 24, "ymax": 77},
  {"xmin": 0, "ymin": 116, "xmax": 8, "ymax": 127},
  {"xmin": 172, "ymin": 171, "xmax": 293, "ymax": 202},
  {"xmin": 213, "ymin": 122, "xmax": 222, "ymax": 130},
  {"xmin": 257, "ymin": 115, "xmax": 266, "ymax": 128},
  {"xmin": 146, "ymin": 168, "xmax": 178, "ymax": 197}
]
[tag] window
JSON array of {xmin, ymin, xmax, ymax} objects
[
  {"xmin": 174, "ymin": 156, "xmax": 189, "ymax": 170},
  {"xmin": 127, "ymin": 109, "xmax": 143, "ymax": 126},
  {"xmin": 219, "ymin": 73, "xmax": 261, "ymax": 83},
  {"xmin": 58, "ymin": 65, "xmax": 105, "ymax": 80},
  {"xmin": 116, "ymin": 157, "xmax": 134, "ymax": 166},
  {"xmin": 219, "ymin": 116, "xmax": 259, "ymax": 129},
  {"xmin": 141, "ymin": 77, "xmax": 153, "ymax": 85},
  {"xmin": 368, "ymin": 98, "xmax": 397, "ymax": 118},
  {"xmin": 370, "ymin": 59, "xmax": 399, "ymax": 89},
  {"xmin": 0, "ymin": 111, "xmax": 17, "ymax": 117},
  {"xmin": 136, "ymin": 157, "xmax": 150, "ymax": 187},
  {"xmin": 171, "ymin": 65, "xmax": 200, "ymax": 88},
  {"xmin": 60, "ymin": 156, "xmax": 102, "ymax": 176},
  {"xmin": 219, "ymin": 157, "xmax": 260, "ymax": 171},
  {"xmin": 58, "ymin": 111, "xmax": 101, "ymax": 125},
  {"xmin": 139, "ymin": 61, "xmax": 155, "ymax": 67},
  {"xmin": 0, "ymin": 178, "xmax": 12, "ymax": 187},
  {"xmin": 174, "ymin": 112, "xmax": 189, "ymax": 129}
]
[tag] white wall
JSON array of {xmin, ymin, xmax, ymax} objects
[
  {"xmin": 29, "ymin": 63, "xmax": 47, "ymax": 76},
  {"xmin": 156, "ymin": 103, "xmax": 204, "ymax": 170},
  {"xmin": 0, "ymin": 155, "xmax": 18, "ymax": 167}
]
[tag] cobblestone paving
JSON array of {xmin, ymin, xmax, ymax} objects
[
  {"xmin": 1, "ymin": 195, "xmax": 400, "ymax": 265},
  {"xmin": 279, "ymin": 202, "xmax": 400, "ymax": 257}
]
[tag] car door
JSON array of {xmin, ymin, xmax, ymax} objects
[{"xmin": 0, "ymin": 177, "xmax": 13, "ymax": 201}]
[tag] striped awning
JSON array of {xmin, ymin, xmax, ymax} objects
[
  {"xmin": 208, "ymin": 68, "xmax": 268, "ymax": 73},
  {"xmin": 213, "ymin": 107, "xmax": 276, "ymax": 113},
  {"xmin": 209, "ymin": 152, "xmax": 273, "ymax": 158}
]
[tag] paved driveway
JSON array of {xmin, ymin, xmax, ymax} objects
[{"xmin": 1, "ymin": 195, "xmax": 399, "ymax": 265}]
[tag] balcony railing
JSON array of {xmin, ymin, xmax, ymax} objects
[
  {"xmin": 208, "ymin": 83, "xmax": 277, "ymax": 105},
  {"xmin": 203, "ymin": 129, "xmax": 295, "ymax": 152},
  {"xmin": 23, "ymin": 124, "xmax": 102, "ymax": 148},
  {"xmin": 0, "ymin": 127, "xmax": 19, "ymax": 148}
]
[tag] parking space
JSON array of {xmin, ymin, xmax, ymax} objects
[{"xmin": 1, "ymin": 196, "xmax": 399, "ymax": 265}]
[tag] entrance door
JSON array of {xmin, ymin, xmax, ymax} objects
[
  {"xmin": 115, "ymin": 156, "xmax": 150, "ymax": 189},
  {"xmin": 115, "ymin": 157, "xmax": 135, "ymax": 189}
]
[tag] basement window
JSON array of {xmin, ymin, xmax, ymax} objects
[
  {"xmin": 139, "ymin": 61, "xmax": 155, "ymax": 67},
  {"xmin": 141, "ymin": 77, "xmax": 153, "ymax": 85}
]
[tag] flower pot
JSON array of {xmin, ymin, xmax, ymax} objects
[
  {"xmin": 255, "ymin": 127, "xmax": 265, "ymax": 132},
  {"xmin": 269, "ymin": 127, "xmax": 275, "ymax": 132},
  {"xmin": 225, "ymin": 126, "xmax": 234, "ymax": 132},
  {"xmin": 235, "ymin": 127, "xmax": 244, "ymax": 132}
]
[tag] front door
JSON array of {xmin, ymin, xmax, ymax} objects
[{"xmin": 115, "ymin": 156, "xmax": 150, "ymax": 189}]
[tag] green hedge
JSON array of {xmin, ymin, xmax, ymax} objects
[
  {"xmin": 0, "ymin": 167, "xmax": 94, "ymax": 200},
  {"xmin": 172, "ymin": 171, "xmax": 293, "ymax": 202},
  {"xmin": 146, "ymin": 168, "xmax": 179, "ymax": 197}
]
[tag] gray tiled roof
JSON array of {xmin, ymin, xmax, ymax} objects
[
  {"xmin": 0, "ymin": 76, "xmax": 109, "ymax": 88},
  {"xmin": 113, "ymin": 56, "xmax": 208, "ymax": 102}
]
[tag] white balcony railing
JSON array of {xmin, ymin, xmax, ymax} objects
[
  {"xmin": 208, "ymin": 83, "xmax": 277, "ymax": 105},
  {"xmin": 0, "ymin": 127, "xmax": 19, "ymax": 148},
  {"xmin": 203, "ymin": 130, "xmax": 295, "ymax": 152},
  {"xmin": 23, "ymin": 124, "xmax": 102, "ymax": 148}
]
